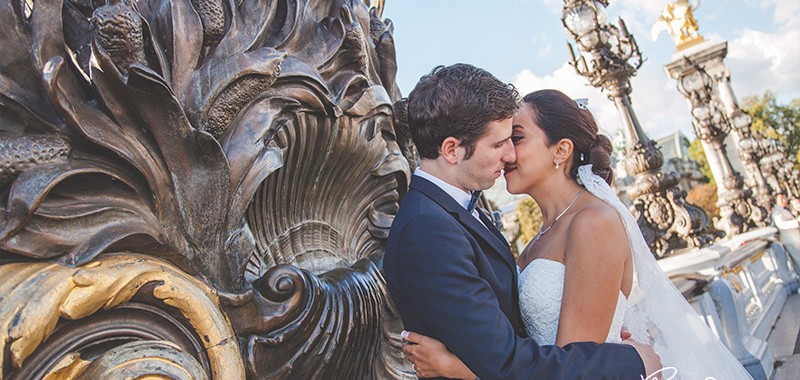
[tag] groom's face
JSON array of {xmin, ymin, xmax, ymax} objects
[{"xmin": 455, "ymin": 117, "xmax": 516, "ymax": 191}]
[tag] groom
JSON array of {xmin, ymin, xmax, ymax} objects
[{"xmin": 383, "ymin": 64, "xmax": 660, "ymax": 379}]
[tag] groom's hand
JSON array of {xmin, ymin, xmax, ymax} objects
[{"xmin": 621, "ymin": 338, "xmax": 662, "ymax": 380}]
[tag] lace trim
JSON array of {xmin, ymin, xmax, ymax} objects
[{"xmin": 518, "ymin": 259, "xmax": 626, "ymax": 345}]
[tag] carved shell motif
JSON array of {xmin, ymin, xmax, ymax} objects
[
  {"xmin": 245, "ymin": 111, "xmax": 402, "ymax": 278},
  {"xmin": 0, "ymin": 0, "xmax": 411, "ymax": 378}
]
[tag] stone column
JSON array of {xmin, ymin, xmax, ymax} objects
[
  {"xmin": 665, "ymin": 43, "xmax": 767, "ymax": 234},
  {"xmin": 759, "ymin": 136, "xmax": 800, "ymax": 206},
  {"xmin": 703, "ymin": 51, "xmax": 773, "ymax": 215}
]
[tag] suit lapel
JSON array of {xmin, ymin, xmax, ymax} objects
[
  {"xmin": 478, "ymin": 209, "xmax": 518, "ymax": 288},
  {"xmin": 410, "ymin": 177, "xmax": 516, "ymax": 272}
]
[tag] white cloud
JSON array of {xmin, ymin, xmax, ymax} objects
[
  {"xmin": 513, "ymin": 64, "xmax": 616, "ymax": 134},
  {"xmin": 520, "ymin": 0, "xmax": 800, "ymax": 140},
  {"xmin": 512, "ymin": 61, "xmax": 692, "ymax": 143},
  {"xmin": 744, "ymin": 0, "xmax": 800, "ymax": 23},
  {"xmin": 567, "ymin": 0, "xmax": 670, "ymax": 44},
  {"xmin": 772, "ymin": 1, "xmax": 800, "ymax": 23},
  {"xmin": 726, "ymin": 14, "xmax": 800, "ymax": 101}
]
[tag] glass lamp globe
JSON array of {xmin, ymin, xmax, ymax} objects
[
  {"xmin": 564, "ymin": 3, "xmax": 597, "ymax": 36},
  {"xmin": 682, "ymin": 72, "xmax": 704, "ymax": 93},
  {"xmin": 595, "ymin": 4, "xmax": 607, "ymax": 26},
  {"xmin": 692, "ymin": 105, "xmax": 710, "ymax": 120},
  {"xmin": 733, "ymin": 113, "xmax": 751, "ymax": 129},
  {"xmin": 739, "ymin": 138, "xmax": 753, "ymax": 151},
  {"xmin": 580, "ymin": 32, "xmax": 600, "ymax": 49}
]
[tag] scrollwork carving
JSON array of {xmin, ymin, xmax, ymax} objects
[
  {"xmin": 0, "ymin": 254, "xmax": 244, "ymax": 379},
  {"xmin": 631, "ymin": 185, "xmax": 721, "ymax": 257},
  {"xmin": 222, "ymin": 258, "xmax": 402, "ymax": 378},
  {"xmin": 623, "ymin": 140, "xmax": 664, "ymax": 179},
  {"xmin": 1, "ymin": 0, "xmax": 410, "ymax": 378}
]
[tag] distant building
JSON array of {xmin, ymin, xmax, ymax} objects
[
  {"xmin": 657, "ymin": 132, "xmax": 708, "ymax": 191},
  {"xmin": 614, "ymin": 131, "xmax": 707, "ymax": 205}
]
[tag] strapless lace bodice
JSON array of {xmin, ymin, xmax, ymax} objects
[{"xmin": 518, "ymin": 259, "xmax": 627, "ymax": 345}]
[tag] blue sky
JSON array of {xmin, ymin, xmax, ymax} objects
[{"xmin": 382, "ymin": 0, "xmax": 800, "ymax": 141}]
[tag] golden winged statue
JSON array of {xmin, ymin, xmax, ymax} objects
[{"xmin": 652, "ymin": 0, "xmax": 706, "ymax": 51}]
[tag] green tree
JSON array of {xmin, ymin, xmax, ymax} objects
[
  {"xmin": 688, "ymin": 138, "xmax": 715, "ymax": 185},
  {"xmin": 741, "ymin": 91, "xmax": 800, "ymax": 166},
  {"xmin": 512, "ymin": 198, "xmax": 543, "ymax": 257}
]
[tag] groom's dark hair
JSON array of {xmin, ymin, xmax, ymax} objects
[{"xmin": 406, "ymin": 64, "xmax": 519, "ymax": 160}]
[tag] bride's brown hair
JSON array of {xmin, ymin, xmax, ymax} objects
[{"xmin": 521, "ymin": 89, "xmax": 614, "ymax": 185}]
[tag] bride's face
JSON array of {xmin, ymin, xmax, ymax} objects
[{"xmin": 504, "ymin": 104, "xmax": 556, "ymax": 195}]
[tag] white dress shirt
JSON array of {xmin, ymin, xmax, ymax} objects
[
  {"xmin": 414, "ymin": 168, "xmax": 482, "ymax": 221},
  {"xmin": 773, "ymin": 205, "xmax": 800, "ymax": 230}
]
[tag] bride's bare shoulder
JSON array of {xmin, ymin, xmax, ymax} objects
[
  {"xmin": 564, "ymin": 201, "xmax": 628, "ymax": 259},
  {"xmin": 570, "ymin": 199, "xmax": 623, "ymax": 230}
]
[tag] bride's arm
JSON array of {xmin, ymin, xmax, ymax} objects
[{"xmin": 555, "ymin": 206, "xmax": 630, "ymax": 347}]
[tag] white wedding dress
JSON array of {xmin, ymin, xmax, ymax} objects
[
  {"xmin": 519, "ymin": 259, "xmax": 627, "ymax": 345},
  {"xmin": 517, "ymin": 165, "xmax": 753, "ymax": 379}
]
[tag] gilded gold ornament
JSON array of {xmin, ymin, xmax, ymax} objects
[{"xmin": 0, "ymin": 254, "xmax": 244, "ymax": 379}]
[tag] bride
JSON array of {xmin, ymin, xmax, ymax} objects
[{"xmin": 403, "ymin": 89, "xmax": 753, "ymax": 379}]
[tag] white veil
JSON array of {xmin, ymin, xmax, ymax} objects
[{"xmin": 576, "ymin": 165, "xmax": 753, "ymax": 380}]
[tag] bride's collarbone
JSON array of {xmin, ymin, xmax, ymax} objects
[
  {"xmin": 519, "ymin": 208, "xmax": 594, "ymax": 268},
  {"xmin": 518, "ymin": 226, "xmax": 569, "ymax": 268}
]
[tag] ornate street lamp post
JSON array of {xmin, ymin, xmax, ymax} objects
[
  {"xmin": 755, "ymin": 134, "xmax": 783, "ymax": 195},
  {"xmin": 710, "ymin": 63, "xmax": 774, "ymax": 213},
  {"xmin": 562, "ymin": 0, "xmax": 719, "ymax": 256},
  {"xmin": 669, "ymin": 63, "xmax": 766, "ymax": 234},
  {"xmin": 757, "ymin": 134, "xmax": 800, "ymax": 202},
  {"xmin": 728, "ymin": 110, "xmax": 773, "ymax": 210},
  {"xmin": 654, "ymin": 1, "xmax": 769, "ymax": 233}
]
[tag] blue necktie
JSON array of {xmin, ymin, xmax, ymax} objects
[{"xmin": 467, "ymin": 191, "xmax": 481, "ymax": 213}]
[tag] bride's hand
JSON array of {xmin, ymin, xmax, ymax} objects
[
  {"xmin": 620, "ymin": 325, "xmax": 632, "ymax": 340},
  {"xmin": 402, "ymin": 331, "xmax": 475, "ymax": 379}
]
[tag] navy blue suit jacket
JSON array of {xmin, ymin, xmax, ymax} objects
[{"xmin": 383, "ymin": 176, "xmax": 646, "ymax": 379}]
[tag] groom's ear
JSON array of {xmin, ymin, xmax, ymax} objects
[
  {"xmin": 440, "ymin": 136, "xmax": 463, "ymax": 164},
  {"xmin": 553, "ymin": 138, "xmax": 574, "ymax": 162}
]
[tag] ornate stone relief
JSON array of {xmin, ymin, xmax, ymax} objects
[{"xmin": 0, "ymin": 0, "xmax": 411, "ymax": 378}]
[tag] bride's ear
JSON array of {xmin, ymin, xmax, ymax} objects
[{"xmin": 553, "ymin": 138, "xmax": 574, "ymax": 164}]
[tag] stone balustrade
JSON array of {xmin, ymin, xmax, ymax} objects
[{"xmin": 660, "ymin": 227, "xmax": 799, "ymax": 380}]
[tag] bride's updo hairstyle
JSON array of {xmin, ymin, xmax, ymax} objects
[{"xmin": 522, "ymin": 89, "xmax": 614, "ymax": 185}]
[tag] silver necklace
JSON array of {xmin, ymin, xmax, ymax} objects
[{"xmin": 528, "ymin": 187, "xmax": 586, "ymax": 248}]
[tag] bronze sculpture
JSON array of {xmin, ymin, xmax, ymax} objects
[{"xmin": 0, "ymin": 0, "xmax": 412, "ymax": 378}]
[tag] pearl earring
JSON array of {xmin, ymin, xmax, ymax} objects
[{"xmin": 554, "ymin": 159, "xmax": 560, "ymax": 170}]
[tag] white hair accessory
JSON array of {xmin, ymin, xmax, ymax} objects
[{"xmin": 574, "ymin": 98, "xmax": 589, "ymax": 110}]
